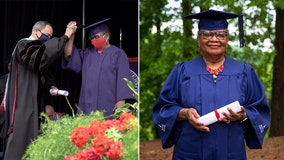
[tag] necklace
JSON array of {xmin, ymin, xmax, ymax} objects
[{"xmin": 206, "ymin": 64, "xmax": 224, "ymax": 76}]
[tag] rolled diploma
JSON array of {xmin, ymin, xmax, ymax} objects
[
  {"xmin": 197, "ymin": 101, "xmax": 241, "ymax": 125},
  {"xmin": 49, "ymin": 89, "xmax": 69, "ymax": 96}
]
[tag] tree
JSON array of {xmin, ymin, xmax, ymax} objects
[
  {"xmin": 140, "ymin": 0, "xmax": 172, "ymax": 140},
  {"xmin": 270, "ymin": 7, "xmax": 284, "ymax": 137}
]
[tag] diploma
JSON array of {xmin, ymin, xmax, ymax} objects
[
  {"xmin": 49, "ymin": 89, "xmax": 69, "ymax": 96},
  {"xmin": 197, "ymin": 101, "xmax": 241, "ymax": 125}
]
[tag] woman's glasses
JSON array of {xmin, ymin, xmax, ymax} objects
[
  {"xmin": 89, "ymin": 32, "xmax": 106, "ymax": 40},
  {"xmin": 198, "ymin": 30, "xmax": 228, "ymax": 40}
]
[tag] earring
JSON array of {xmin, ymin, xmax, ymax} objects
[{"xmin": 197, "ymin": 46, "xmax": 201, "ymax": 54}]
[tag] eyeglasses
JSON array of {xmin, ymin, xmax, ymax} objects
[
  {"xmin": 89, "ymin": 32, "xmax": 106, "ymax": 40},
  {"xmin": 198, "ymin": 30, "xmax": 228, "ymax": 40},
  {"xmin": 39, "ymin": 30, "xmax": 52, "ymax": 38}
]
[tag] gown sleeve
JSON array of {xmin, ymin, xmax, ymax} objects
[
  {"xmin": 41, "ymin": 63, "xmax": 57, "ymax": 89},
  {"xmin": 41, "ymin": 35, "xmax": 69, "ymax": 67},
  {"xmin": 243, "ymin": 63, "xmax": 270, "ymax": 149},
  {"xmin": 16, "ymin": 40, "xmax": 45, "ymax": 72},
  {"xmin": 16, "ymin": 35, "xmax": 69, "ymax": 72},
  {"xmin": 152, "ymin": 62, "xmax": 184, "ymax": 149},
  {"xmin": 61, "ymin": 45, "xmax": 84, "ymax": 73},
  {"xmin": 115, "ymin": 49, "xmax": 135, "ymax": 101}
]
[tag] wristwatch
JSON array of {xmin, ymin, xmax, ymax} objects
[{"xmin": 240, "ymin": 112, "xmax": 248, "ymax": 123}]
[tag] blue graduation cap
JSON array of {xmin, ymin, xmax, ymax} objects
[
  {"xmin": 84, "ymin": 18, "xmax": 110, "ymax": 36},
  {"xmin": 184, "ymin": 9, "xmax": 245, "ymax": 47}
]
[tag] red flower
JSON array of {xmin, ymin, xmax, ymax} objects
[
  {"xmin": 70, "ymin": 126, "xmax": 90, "ymax": 149},
  {"xmin": 101, "ymin": 119, "xmax": 120, "ymax": 130},
  {"xmin": 117, "ymin": 112, "xmax": 136, "ymax": 132},
  {"xmin": 89, "ymin": 120, "xmax": 108, "ymax": 137},
  {"xmin": 64, "ymin": 155, "xmax": 78, "ymax": 160},
  {"xmin": 119, "ymin": 112, "xmax": 135, "ymax": 125},
  {"xmin": 105, "ymin": 141, "xmax": 124, "ymax": 160},
  {"xmin": 91, "ymin": 136, "xmax": 124, "ymax": 160},
  {"xmin": 77, "ymin": 147, "xmax": 101, "ymax": 160},
  {"xmin": 67, "ymin": 112, "xmax": 137, "ymax": 160},
  {"xmin": 92, "ymin": 136, "xmax": 113, "ymax": 155}
]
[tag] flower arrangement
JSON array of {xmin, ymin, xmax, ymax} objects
[
  {"xmin": 23, "ymin": 79, "xmax": 139, "ymax": 160},
  {"xmin": 64, "ymin": 112, "xmax": 137, "ymax": 160}
]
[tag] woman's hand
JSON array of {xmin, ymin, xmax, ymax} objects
[
  {"xmin": 65, "ymin": 21, "xmax": 77, "ymax": 38},
  {"xmin": 178, "ymin": 108, "xmax": 210, "ymax": 132},
  {"xmin": 221, "ymin": 106, "xmax": 246, "ymax": 124},
  {"xmin": 113, "ymin": 100, "xmax": 126, "ymax": 111}
]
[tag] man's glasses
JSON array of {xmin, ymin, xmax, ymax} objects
[
  {"xmin": 39, "ymin": 30, "xmax": 52, "ymax": 38},
  {"xmin": 89, "ymin": 32, "xmax": 106, "ymax": 40},
  {"xmin": 198, "ymin": 30, "xmax": 228, "ymax": 40}
]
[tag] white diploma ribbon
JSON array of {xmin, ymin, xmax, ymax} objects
[
  {"xmin": 197, "ymin": 101, "xmax": 241, "ymax": 126},
  {"xmin": 49, "ymin": 89, "xmax": 69, "ymax": 96}
]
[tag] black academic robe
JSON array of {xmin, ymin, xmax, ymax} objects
[
  {"xmin": 0, "ymin": 74, "xmax": 8, "ymax": 154},
  {"xmin": 0, "ymin": 74, "xmax": 8, "ymax": 101},
  {"xmin": 41, "ymin": 62, "xmax": 58, "ymax": 107},
  {"xmin": 3, "ymin": 35, "xmax": 69, "ymax": 159}
]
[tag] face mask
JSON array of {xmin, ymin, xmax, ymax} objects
[
  {"xmin": 91, "ymin": 37, "xmax": 107, "ymax": 53},
  {"xmin": 38, "ymin": 33, "xmax": 50, "ymax": 43},
  {"xmin": 36, "ymin": 31, "xmax": 50, "ymax": 43}
]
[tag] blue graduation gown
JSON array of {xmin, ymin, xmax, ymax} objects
[
  {"xmin": 62, "ymin": 45, "xmax": 135, "ymax": 116},
  {"xmin": 152, "ymin": 56, "xmax": 270, "ymax": 160}
]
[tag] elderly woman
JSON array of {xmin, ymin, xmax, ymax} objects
[
  {"xmin": 62, "ymin": 19, "xmax": 135, "ymax": 117},
  {"xmin": 152, "ymin": 9, "xmax": 270, "ymax": 160}
]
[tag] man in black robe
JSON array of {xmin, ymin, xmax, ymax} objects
[{"xmin": 3, "ymin": 20, "xmax": 77, "ymax": 159}]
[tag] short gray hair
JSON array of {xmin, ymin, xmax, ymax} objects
[{"xmin": 32, "ymin": 21, "xmax": 53, "ymax": 31}]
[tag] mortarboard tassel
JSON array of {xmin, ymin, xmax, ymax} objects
[{"xmin": 238, "ymin": 15, "xmax": 245, "ymax": 48}]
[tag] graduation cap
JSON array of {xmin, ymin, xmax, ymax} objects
[
  {"xmin": 84, "ymin": 18, "xmax": 110, "ymax": 36},
  {"xmin": 184, "ymin": 9, "xmax": 245, "ymax": 47}
]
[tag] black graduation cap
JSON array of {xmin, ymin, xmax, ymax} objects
[
  {"xmin": 84, "ymin": 18, "xmax": 110, "ymax": 36},
  {"xmin": 184, "ymin": 9, "xmax": 245, "ymax": 47}
]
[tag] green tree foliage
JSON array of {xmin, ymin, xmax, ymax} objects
[{"xmin": 140, "ymin": 0, "xmax": 276, "ymax": 141}]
